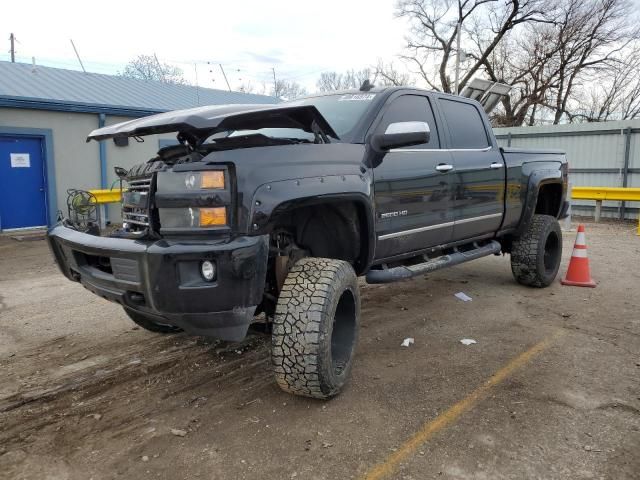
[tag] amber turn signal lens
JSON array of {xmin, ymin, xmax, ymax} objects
[
  {"xmin": 200, "ymin": 171, "xmax": 225, "ymax": 189},
  {"xmin": 199, "ymin": 207, "xmax": 226, "ymax": 226}
]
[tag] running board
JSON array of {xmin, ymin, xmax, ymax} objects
[{"xmin": 366, "ymin": 240, "xmax": 502, "ymax": 284}]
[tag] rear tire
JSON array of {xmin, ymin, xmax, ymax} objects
[
  {"xmin": 272, "ymin": 258, "xmax": 360, "ymax": 399},
  {"xmin": 123, "ymin": 307, "xmax": 183, "ymax": 334},
  {"xmin": 510, "ymin": 214, "xmax": 562, "ymax": 287}
]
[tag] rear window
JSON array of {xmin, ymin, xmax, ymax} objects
[{"xmin": 439, "ymin": 99, "xmax": 489, "ymax": 149}]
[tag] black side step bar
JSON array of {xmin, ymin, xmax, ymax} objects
[{"xmin": 366, "ymin": 240, "xmax": 502, "ymax": 284}]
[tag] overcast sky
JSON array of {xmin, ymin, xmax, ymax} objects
[{"xmin": 1, "ymin": 0, "xmax": 410, "ymax": 92}]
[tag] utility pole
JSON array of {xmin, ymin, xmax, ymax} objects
[
  {"xmin": 272, "ymin": 67, "xmax": 277, "ymax": 96},
  {"xmin": 9, "ymin": 33, "xmax": 16, "ymax": 63},
  {"xmin": 193, "ymin": 63, "xmax": 201, "ymax": 106},
  {"xmin": 153, "ymin": 53, "xmax": 166, "ymax": 82},
  {"xmin": 70, "ymin": 39, "xmax": 86, "ymax": 73},
  {"xmin": 219, "ymin": 64, "xmax": 231, "ymax": 91},
  {"xmin": 454, "ymin": 21, "xmax": 461, "ymax": 95}
]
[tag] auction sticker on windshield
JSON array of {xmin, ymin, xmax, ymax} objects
[{"xmin": 338, "ymin": 93, "xmax": 376, "ymax": 101}]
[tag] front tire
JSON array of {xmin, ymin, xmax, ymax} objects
[
  {"xmin": 123, "ymin": 307, "xmax": 183, "ymax": 334},
  {"xmin": 510, "ymin": 214, "xmax": 562, "ymax": 287},
  {"xmin": 272, "ymin": 258, "xmax": 360, "ymax": 399}
]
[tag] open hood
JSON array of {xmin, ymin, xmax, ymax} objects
[{"xmin": 86, "ymin": 104, "xmax": 339, "ymax": 142}]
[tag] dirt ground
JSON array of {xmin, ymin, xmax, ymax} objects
[{"xmin": 1, "ymin": 220, "xmax": 639, "ymax": 480}]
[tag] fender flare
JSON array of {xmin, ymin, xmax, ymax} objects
[
  {"xmin": 249, "ymin": 174, "xmax": 376, "ymax": 273},
  {"xmin": 516, "ymin": 168, "xmax": 564, "ymax": 235}
]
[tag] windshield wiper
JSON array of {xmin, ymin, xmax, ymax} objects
[{"xmin": 311, "ymin": 119, "xmax": 331, "ymax": 144}]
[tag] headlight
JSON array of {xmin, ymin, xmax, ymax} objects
[
  {"xmin": 156, "ymin": 170, "xmax": 228, "ymax": 231},
  {"xmin": 184, "ymin": 171, "xmax": 225, "ymax": 190},
  {"xmin": 158, "ymin": 171, "xmax": 226, "ymax": 192},
  {"xmin": 159, "ymin": 207, "xmax": 227, "ymax": 228}
]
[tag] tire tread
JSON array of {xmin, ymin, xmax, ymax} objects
[
  {"xmin": 271, "ymin": 257, "xmax": 358, "ymax": 399},
  {"xmin": 510, "ymin": 214, "xmax": 561, "ymax": 288}
]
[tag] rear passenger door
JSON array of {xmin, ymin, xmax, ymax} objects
[
  {"xmin": 438, "ymin": 98, "xmax": 505, "ymax": 241},
  {"xmin": 373, "ymin": 94, "xmax": 455, "ymax": 259}
]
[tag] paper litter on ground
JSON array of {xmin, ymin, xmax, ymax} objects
[
  {"xmin": 460, "ymin": 338, "xmax": 477, "ymax": 346},
  {"xmin": 454, "ymin": 292, "xmax": 473, "ymax": 302},
  {"xmin": 401, "ymin": 337, "xmax": 415, "ymax": 347}
]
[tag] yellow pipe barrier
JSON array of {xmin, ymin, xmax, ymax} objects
[
  {"xmin": 88, "ymin": 189, "xmax": 125, "ymax": 204},
  {"xmin": 572, "ymin": 186, "xmax": 640, "ymax": 202},
  {"xmin": 571, "ymin": 186, "xmax": 640, "ymax": 235}
]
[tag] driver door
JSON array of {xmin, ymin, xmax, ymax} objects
[{"xmin": 373, "ymin": 94, "xmax": 454, "ymax": 260}]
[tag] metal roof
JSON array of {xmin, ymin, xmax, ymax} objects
[{"xmin": 0, "ymin": 61, "xmax": 277, "ymax": 116}]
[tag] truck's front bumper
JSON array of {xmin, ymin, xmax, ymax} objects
[{"xmin": 47, "ymin": 225, "xmax": 269, "ymax": 341}]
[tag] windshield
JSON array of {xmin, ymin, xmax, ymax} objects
[
  {"xmin": 285, "ymin": 93, "xmax": 376, "ymax": 137},
  {"xmin": 202, "ymin": 93, "xmax": 377, "ymax": 144}
]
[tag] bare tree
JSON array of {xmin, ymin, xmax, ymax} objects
[
  {"xmin": 120, "ymin": 55, "xmax": 186, "ymax": 85},
  {"xmin": 396, "ymin": 0, "xmax": 551, "ymax": 93},
  {"xmin": 271, "ymin": 80, "xmax": 308, "ymax": 100},
  {"xmin": 396, "ymin": 0, "xmax": 639, "ymax": 125},
  {"xmin": 547, "ymin": 0, "xmax": 637, "ymax": 123},
  {"xmin": 316, "ymin": 69, "xmax": 373, "ymax": 91},
  {"xmin": 483, "ymin": 0, "xmax": 639, "ymax": 125},
  {"xmin": 316, "ymin": 72, "xmax": 344, "ymax": 91},
  {"xmin": 315, "ymin": 65, "xmax": 413, "ymax": 91},
  {"xmin": 237, "ymin": 81, "xmax": 267, "ymax": 95},
  {"xmin": 373, "ymin": 59, "xmax": 414, "ymax": 86},
  {"xmin": 483, "ymin": 22, "xmax": 564, "ymax": 126},
  {"xmin": 576, "ymin": 51, "xmax": 640, "ymax": 121}
]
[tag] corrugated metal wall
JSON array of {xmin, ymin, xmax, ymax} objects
[{"xmin": 494, "ymin": 120, "xmax": 640, "ymax": 220}]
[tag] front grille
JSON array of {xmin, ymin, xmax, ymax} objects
[
  {"xmin": 123, "ymin": 177, "xmax": 152, "ymax": 230},
  {"xmin": 119, "ymin": 161, "xmax": 165, "ymax": 237}
]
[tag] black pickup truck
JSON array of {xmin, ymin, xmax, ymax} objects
[{"xmin": 48, "ymin": 86, "xmax": 568, "ymax": 399}]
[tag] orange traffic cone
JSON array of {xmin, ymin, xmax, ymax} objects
[{"xmin": 561, "ymin": 224, "xmax": 596, "ymax": 287}]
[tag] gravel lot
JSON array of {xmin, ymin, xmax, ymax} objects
[{"xmin": 1, "ymin": 220, "xmax": 639, "ymax": 479}]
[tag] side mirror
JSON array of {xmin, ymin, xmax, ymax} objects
[
  {"xmin": 370, "ymin": 121, "xmax": 430, "ymax": 152},
  {"xmin": 114, "ymin": 166, "xmax": 128, "ymax": 179}
]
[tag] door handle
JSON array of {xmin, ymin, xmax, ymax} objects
[
  {"xmin": 490, "ymin": 162, "xmax": 504, "ymax": 169},
  {"xmin": 435, "ymin": 164, "xmax": 454, "ymax": 172}
]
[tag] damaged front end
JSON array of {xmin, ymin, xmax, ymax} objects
[
  {"xmin": 48, "ymin": 103, "xmax": 337, "ymax": 341},
  {"xmin": 117, "ymin": 160, "xmax": 165, "ymax": 238}
]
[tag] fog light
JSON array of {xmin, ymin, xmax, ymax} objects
[{"xmin": 201, "ymin": 260, "xmax": 216, "ymax": 281}]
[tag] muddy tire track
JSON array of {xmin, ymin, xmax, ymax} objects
[{"xmin": 0, "ymin": 332, "xmax": 271, "ymax": 453}]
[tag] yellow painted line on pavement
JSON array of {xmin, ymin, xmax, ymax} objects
[{"xmin": 361, "ymin": 329, "xmax": 566, "ymax": 480}]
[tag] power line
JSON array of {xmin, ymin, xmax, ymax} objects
[{"xmin": 4, "ymin": 45, "xmax": 326, "ymax": 92}]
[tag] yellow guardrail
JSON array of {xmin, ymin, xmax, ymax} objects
[
  {"xmin": 572, "ymin": 186, "xmax": 640, "ymax": 202},
  {"xmin": 571, "ymin": 186, "xmax": 640, "ymax": 234},
  {"xmin": 88, "ymin": 189, "xmax": 125, "ymax": 204}
]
